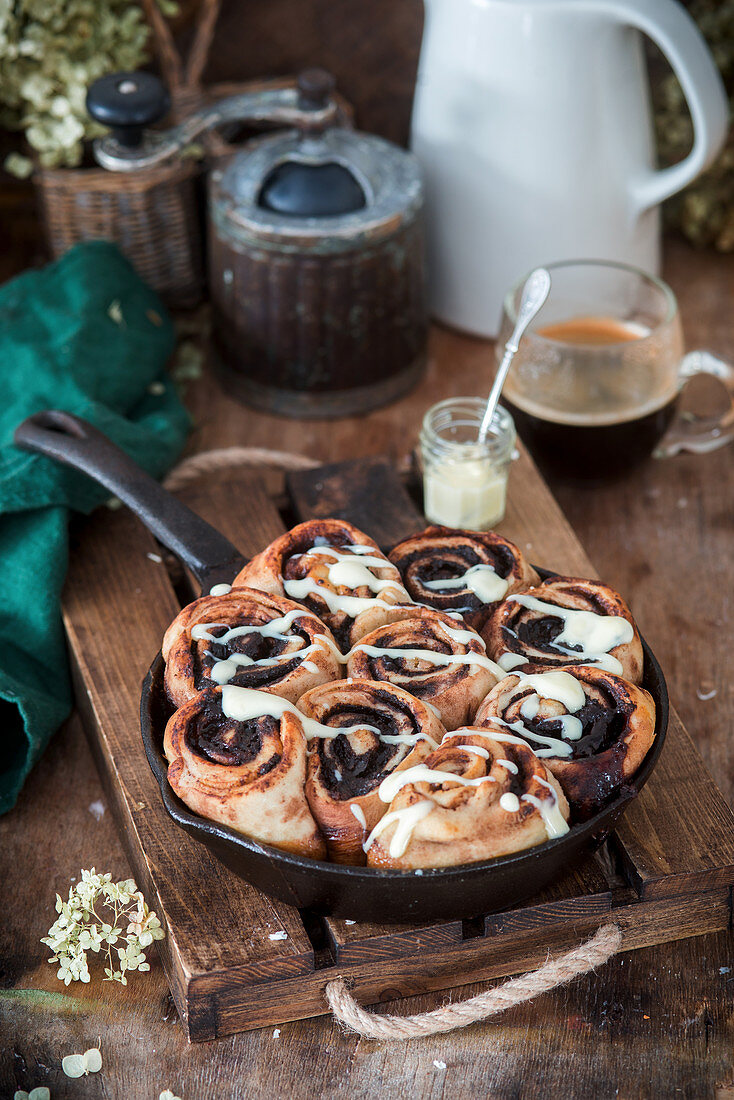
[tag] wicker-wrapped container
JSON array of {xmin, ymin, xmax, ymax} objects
[
  {"xmin": 31, "ymin": 0, "xmax": 221, "ymax": 307},
  {"xmin": 36, "ymin": 160, "xmax": 203, "ymax": 307}
]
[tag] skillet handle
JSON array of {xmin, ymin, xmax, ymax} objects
[{"xmin": 14, "ymin": 410, "xmax": 247, "ymax": 591}]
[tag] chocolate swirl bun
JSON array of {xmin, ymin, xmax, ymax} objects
[
  {"xmin": 388, "ymin": 526, "xmax": 539, "ymax": 632},
  {"xmin": 474, "ymin": 666, "xmax": 656, "ymax": 815},
  {"xmin": 365, "ymin": 728, "xmax": 569, "ymax": 870},
  {"xmin": 234, "ymin": 519, "xmax": 415, "ymax": 652},
  {"xmin": 298, "ymin": 679, "xmax": 445, "ymax": 864},
  {"xmin": 163, "ymin": 685, "xmax": 326, "ymax": 858},
  {"xmin": 482, "ymin": 576, "xmax": 643, "ymax": 683},
  {"xmin": 162, "ymin": 587, "xmax": 341, "ymax": 707},
  {"xmin": 346, "ymin": 608, "xmax": 501, "ymax": 731}
]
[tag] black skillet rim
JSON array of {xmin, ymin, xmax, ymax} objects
[{"xmin": 140, "ymin": 567, "xmax": 669, "ymax": 886}]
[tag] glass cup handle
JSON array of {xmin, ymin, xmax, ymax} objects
[{"xmin": 655, "ymin": 350, "xmax": 734, "ymax": 458}]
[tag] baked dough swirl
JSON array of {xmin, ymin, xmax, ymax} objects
[
  {"xmin": 388, "ymin": 525, "xmax": 539, "ymax": 632},
  {"xmin": 163, "ymin": 686, "xmax": 326, "ymax": 858},
  {"xmin": 482, "ymin": 576, "xmax": 644, "ymax": 683},
  {"xmin": 234, "ymin": 518, "xmax": 415, "ymax": 652},
  {"xmin": 298, "ymin": 679, "xmax": 445, "ymax": 864},
  {"xmin": 162, "ymin": 587, "xmax": 342, "ymax": 707},
  {"xmin": 364, "ymin": 728, "xmax": 569, "ymax": 869},
  {"xmin": 345, "ymin": 608, "xmax": 501, "ymax": 730},
  {"xmin": 474, "ymin": 666, "xmax": 656, "ymax": 815}
]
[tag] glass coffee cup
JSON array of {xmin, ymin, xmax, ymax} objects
[{"xmin": 497, "ymin": 259, "xmax": 734, "ymax": 480}]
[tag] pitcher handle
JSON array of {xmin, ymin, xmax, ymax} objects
[{"xmin": 601, "ymin": 0, "xmax": 729, "ymax": 212}]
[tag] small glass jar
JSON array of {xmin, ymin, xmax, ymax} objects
[{"xmin": 419, "ymin": 397, "xmax": 516, "ymax": 530}]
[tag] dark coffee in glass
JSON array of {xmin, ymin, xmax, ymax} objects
[{"xmin": 498, "ymin": 261, "xmax": 734, "ymax": 480}]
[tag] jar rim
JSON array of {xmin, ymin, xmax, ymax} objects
[{"xmin": 420, "ymin": 396, "xmax": 516, "ymax": 462}]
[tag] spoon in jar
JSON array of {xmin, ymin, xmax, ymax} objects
[{"xmin": 478, "ymin": 267, "xmax": 551, "ymax": 443}]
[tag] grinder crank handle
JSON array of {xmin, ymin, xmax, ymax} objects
[
  {"xmin": 88, "ymin": 68, "xmax": 338, "ymax": 171},
  {"xmin": 14, "ymin": 410, "xmax": 247, "ymax": 591}
]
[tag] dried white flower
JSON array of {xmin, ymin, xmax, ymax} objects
[
  {"xmin": 159, "ymin": 1091, "xmax": 183, "ymax": 1100},
  {"xmin": 62, "ymin": 1047, "xmax": 102, "ymax": 1078},
  {"xmin": 14, "ymin": 1089, "xmax": 50, "ymax": 1100},
  {"xmin": 41, "ymin": 869, "xmax": 164, "ymax": 986}
]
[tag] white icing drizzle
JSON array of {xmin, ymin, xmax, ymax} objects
[
  {"xmin": 191, "ymin": 608, "xmax": 328, "ymax": 686},
  {"xmin": 503, "ymin": 669, "xmax": 586, "ymax": 712},
  {"xmin": 504, "ymin": 593, "xmax": 633, "ymax": 673},
  {"xmin": 519, "ymin": 690, "xmax": 582, "ymax": 742},
  {"xmin": 446, "ymin": 729, "xmax": 567, "ymax": 837},
  {"xmin": 209, "ymin": 582, "xmax": 232, "ymax": 596},
  {"xmin": 283, "ymin": 575, "xmax": 408, "ymax": 619},
  {"xmin": 362, "ymin": 801, "xmax": 434, "ymax": 857},
  {"xmin": 448, "ymin": 720, "xmax": 571, "ymax": 759},
  {"xmin": 350, "ymin": 804, "xmax": 367, "ymax": 830},
  {"xmin": 522, "ymin": 776, "xmax": 569, "ymax": 839},
  {"xmin": 350, "ymin": 640, "xmax": 502, "ymax": 677},
  {"xmin": 219, "ymin": 685, "xmax": 437, "ymax": 748},
  {"xmin": 454, "ymin": 744, "xmax": 490, "ymax": 759},
  {"xmin": 283, "ymin": 543, "xmax": 411, "ymax": 618},
  {"xmin": 377, "ymin": 764, "xmax": 496, "ymax": 804},
  {"xmin": 347, "ymin": 617, "xmax": 503, "ymax": 678},
  {"xmin": 499, "ymin": 792, "xmax": 520, "ymax": 812},
  {"xmin": 496, "ymin": 758, "xmax": 519, "ymax": 775},
  {"xmin": 498, "ymin": 653, "xmax": 529, "ymax": 672},
  {"xmin": 423, "ymin": 562, "xmax": 509, "ymax": 604}
]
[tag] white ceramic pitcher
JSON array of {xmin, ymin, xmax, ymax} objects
[{"xmin": 411, "ymin": 0, "xmax": 729, "ymax": 336}]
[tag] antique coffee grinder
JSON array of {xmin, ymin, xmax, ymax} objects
[{"xmin": 87, "ymin": 69, "xmax": 427, "ymax": 417}]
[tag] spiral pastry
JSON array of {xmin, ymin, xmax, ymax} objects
[
  {"xmin": 234, "ymin": 518, "xmax": 415, "ymax": 652},
  {"xmin": 364, "ymin": 728, "xmax": 569, "ymax": 870},
  {"xmin": 297, "ymin": 679, "xmax": 445, "ymax": 864},
  {"xmin": 474, "ymin": 666, "xmax": 656, "ymax": 815},
  {"xmin": 163, "ymin": 685, "xmax": 327, "ymax": 858},
  {"xmin": 162, "ymin": 587, "xmax": 342, "ymax": 707},
  {"xmin": 388, "ymin": 525, "xmax": 539, "ymax": 632},
  {"xmin": 345, "ymin": 608, "xmax": 501, "ymax": 731},
  {"xmin": 482, "ymin": 576, "xmax": 644, "ymax": 683}
]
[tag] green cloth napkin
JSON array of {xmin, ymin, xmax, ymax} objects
[{"xmin": 0, "ymin": 241, "xmax": 191, "ymax": 813}]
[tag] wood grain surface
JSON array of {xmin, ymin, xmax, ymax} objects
[{"xmin": 2, "ymin": 237, "xmax": 733, "ymax": 1097}]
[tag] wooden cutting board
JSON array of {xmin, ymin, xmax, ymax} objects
[{"xmin": 61, "ymin": 445, "xmax": 734, "ymax": 1041}]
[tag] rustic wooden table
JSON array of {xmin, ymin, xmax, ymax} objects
[{"xmin": 1, "ymin": 237, "xmax": 732, "ymax": 1099}]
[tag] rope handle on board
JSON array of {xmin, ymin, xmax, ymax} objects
[
  {"xmin": 324, "ymin": 923, "xmax": 622, "ymax": 1041},
  {"xmin": 164, "ymin": 446, "xmax": 319, "ymax": 491}
]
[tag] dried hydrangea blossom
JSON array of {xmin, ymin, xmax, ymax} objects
[
  {"xmin": 0, "ymin": 1, "xmax": 174, "ymax": 170},
  {"xmin": 62, "ymin": 1047, "xmax": 102, "ymax": 1078},
  {"xmin": 41, "ymin": 868, "xmax": 165, "ymax": 986}
]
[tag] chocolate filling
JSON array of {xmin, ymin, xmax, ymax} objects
[
  {"xmin": 195, "ymin": 621, "xmax": 311, "ymax": 689},
  {"xmin": 515, "ymin": 615, "xmax": 582, "ymax": 656},
  {"xmin": 366, "ymin": 634, "xmax": 468, "ymax": 693},
  {"xmin": 318, "ymin": 702, "xmax": 420, "ymax": 798},
  {"xmin": 397, "ymin": 542, "xmax": 513, "ymax": 611},
  {"xmin": 523, "ymin": 695, "xmax": 629, "ymax": 759},
  {"xmin": 187, "ymin": 702, "xmax": 281, "ymax": 773}
]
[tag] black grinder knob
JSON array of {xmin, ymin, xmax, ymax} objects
[
  {"xmin": 259, "ymin": 67, "xmax": 366, "ymax": 218},
  {"xmin": 86, "ymin": 71, "xmax": 170, "ymax": 148}
]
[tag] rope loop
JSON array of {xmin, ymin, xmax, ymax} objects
[
  {"xmin": 164, "ymin": 446, "xmax": 319, "ymax": 491},
  {"xmin": 325, "ymin": 923, "xmax": 621, "ymax": 1041}
]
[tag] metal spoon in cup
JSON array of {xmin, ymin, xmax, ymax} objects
[{"xmin": 478, "ymin": 267, "xmax": 551, "ymax": 443}]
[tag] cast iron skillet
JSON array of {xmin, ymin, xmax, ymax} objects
[{"xmin": 15, "ymin": 410, "xmax": 669, "ymax": 922}]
